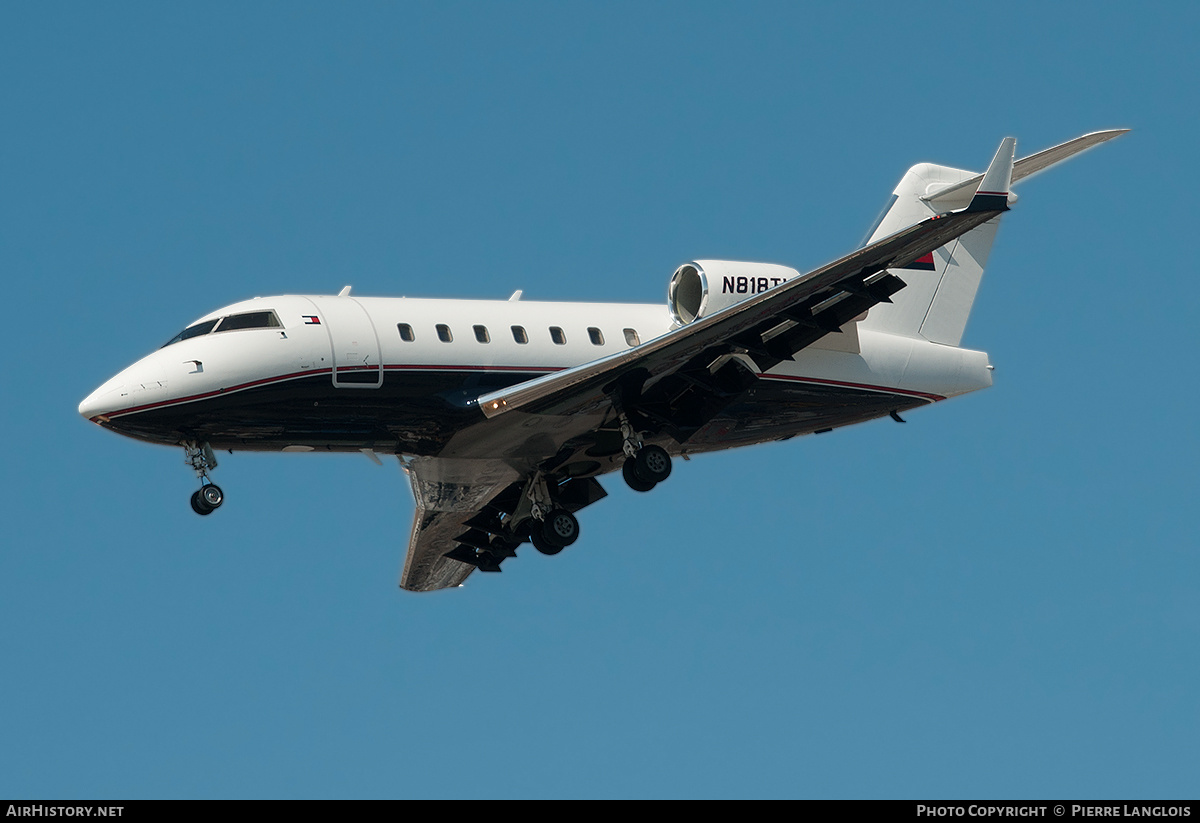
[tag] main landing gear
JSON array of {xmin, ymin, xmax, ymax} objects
[
  {"xmin": 440, "ymin": 469, "xmax": 609, "ymax": 575},
  {"xmin": 184, "ymin": 441, "xmax": 224, "ymax": 516},
  {"xmin": 619, "ymin": 420, "xmax": 673, "ymax": 493},
  {"xmin": 520, "ymin": 473, "xmax": 581, "ymax": 556},
  {"xmin": 529, "ymin": 508, "xmax": 580, "ymax": 556}
]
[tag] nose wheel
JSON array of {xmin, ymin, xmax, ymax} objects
[
  {"xmin": 184, "ymin": 441, "xmax": 226, "ymax": 516},
  {"xmin": 190, "ymin": 483, "xmax": 224, "ymax": 516}
]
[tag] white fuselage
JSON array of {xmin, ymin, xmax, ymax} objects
[{"xmin": 79, "ymin": 293, "xmax": 993, "ymax": 458}]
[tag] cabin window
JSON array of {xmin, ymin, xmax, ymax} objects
[
  {"xmin": 588, "ymin": 327, "xmax": 604, "ymax": 346},
  {"xmin": 511, "ymin": 325, "xmax": 528, "ymax": 344},
  {"xmin": 397, "ymin": 323, "xmax": 415, "ymax": 342},
  {"xmin": 550, "ymin": 326, "xmax": 566, "ymax": 345},
  {"xmin": 624, "ymin": 328, "xmax": 641, "ymax": 346},
  {"xmin": 436, "ymin": 324, "xmax": 453, "ymax": 343},
  {"xmin": 473, "ymin": 325, "xmax": 490, "ymax": 343},
  {"xmin": 216, "ymin": 311, "xmax": 282, "ymax": 332}
]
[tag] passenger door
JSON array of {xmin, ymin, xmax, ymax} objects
[{"xmin": 309, "ymin": 296, "xmax": 383, "ymax": 388}]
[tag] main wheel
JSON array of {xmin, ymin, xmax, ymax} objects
[
  {"xmin": 200, "ymin": 484, "xmax": 224, "ymax": 510},
  {"xmin": 542, "ymin": 509, "xmax": 580, "ymax": 549},
  {"xmin": 634, "ymin": 444, "xmax": 672, "ymax": 484},
  {"xmin": 190, "ymin": 489, "xmax": 214, "ymax": 516},
  {"xmin": 530, "ymin": 525, "xmax": 563, "ymax": 555},
  {"xmin": 623, "ymin": 458, "xmax": 656, "ymax": 492}
]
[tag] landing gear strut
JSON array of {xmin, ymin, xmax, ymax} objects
[{"xmin": 184, "ymin": 441, "xmax": 224, "ymax": 516}]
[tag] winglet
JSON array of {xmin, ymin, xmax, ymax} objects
[{"xmin": 966, "ymin": 137, "xmax": 1016, "ymax": 212}]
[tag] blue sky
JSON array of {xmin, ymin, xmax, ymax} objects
[{"xmin": 2, "ymin": 1, "xmax": 1196, "ymax": 799}]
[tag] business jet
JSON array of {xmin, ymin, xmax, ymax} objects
[{"xmin": 79, "ymin": 130, "xmax": 1127, "ymax": 591}]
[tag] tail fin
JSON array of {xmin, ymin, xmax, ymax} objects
[
  {"xmin": 858, "ymin": 144, "xmax": 1012, "ymax": 346},
  {"xmin": 859, "ymin": 130, "xmax": 1128, "ymax": 346}
]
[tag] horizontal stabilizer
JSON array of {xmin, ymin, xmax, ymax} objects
[{"xmin": 923, "ymin": 129, "xmax": 1130, "ymax": 204}]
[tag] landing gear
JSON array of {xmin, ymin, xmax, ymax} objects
[
  {"xmin": 618, "ymin": 418, "xmax": 673, "ymax": 492},
  {"xmin": 541, "ymin": 509, "xmax": 580, "ymax": 552},
  {"xmin": 529, "ymin": 509, "xmax": 580, "ymax": 555},
  {"xmin": 529, "ymin": 527, "xmax": 561, "ymax": 555},
  {"xmin": 511, "ymin": 474, "xmax": 583, "ymax": 557},
  {"xmin": 622, "ymin": 458, "xmax": 657, "ymax": 492},
  {"xmin": 634, "ymin": 444, "xmax": 672, "ymax": 484},
  {"xmin": 189, "ymin": 484, "xmax": 224, "ymax": 516},
  {"xmin": 183, "ymin": 441, "xmax": 225, "ymax": 516}
]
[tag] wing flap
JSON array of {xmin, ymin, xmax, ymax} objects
[
  {"xmin": 398, "ymin": 457, "xmax": 608, "ymax": 591},
  {"xmin": 399, "ymin": 457, "xmax": 524, "ymax": 592}
]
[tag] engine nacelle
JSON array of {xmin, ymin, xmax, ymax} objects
[{"xmin": 667, "ymin": 260, "xmax": 802, "ymax": 325}]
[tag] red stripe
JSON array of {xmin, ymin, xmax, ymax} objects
[
  {"xmin": 100, "ymin": 365, "xmax": 562, "ymax": 419},
  {"xmin": 382, "ymin": 363, "xmax": 566, "ymax": 373},
  {"xmin": 100, "ymin": 364, "xmax": 940, "ymax": 419},
  {"xmin": 105, "ymin": 368, "xmax": 334, "ymax": 418},
  {"xmin": 757, "ymin": 372, "xmax": 944, "ymax": 402}
]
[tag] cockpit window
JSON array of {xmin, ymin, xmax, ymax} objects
[
  {"xmin": 161, "ymin": 310, "xmax": 282, "ymax": 348},
  {"xmin": 162, "ymin": 319, "xmax": 219, "ymax": 348},
  {"xmin": 216, "ymin": 311, "xmax": 282, "ymax": 332}
]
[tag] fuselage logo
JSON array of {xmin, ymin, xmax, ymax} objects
[{"xmin": 303, "ymin": 316, "xmax": 321, "ymax": 325}]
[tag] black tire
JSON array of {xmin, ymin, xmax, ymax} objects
[
  {"xmin": 623, "ymin": 458, "xmax": 656, "ymax": 492},
  {"xmin": 634, "ymin": 444, "xmax": 672, "ymax": 484},
  {"xmin": 542, "ymin": 509, "xmax": 579, "ymax": 548},
  {"xmin": 190, "ymin": 490, "xmax": 214, "ymax": 516},
  {"xmin": 200, "ymin": 484, "xmax": 224, "ymax": 510},
  {"xmin": 530, "ymin": 525, "xmax": 563, "ymax": 555}
]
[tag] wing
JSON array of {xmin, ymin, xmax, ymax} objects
[
  {"xmin": 397, "ymin": 132, "xmax": 1129, "ymax": 591},
  {"xmin": 437, "ymin": 139, "xmax": 1017, "ymax": 465},
  {"xmin": 399, "ymin": 456, "xmax": 607, "ymax": 591},
  {"xmin": 398, "ymin": 456, "xmax": 522, "ymax": 591}
]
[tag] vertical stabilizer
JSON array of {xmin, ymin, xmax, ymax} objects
[
  {"xmin": 859, "ymin": 139, "xmax": 1015, "ymax": 347},
  {"xmin": 858, "ymin": 161, "xmax": 1004, "ymax": 346},
  {"xmin": 859, "ymin": 132, "xmax": 1128, "ymax": 346}
]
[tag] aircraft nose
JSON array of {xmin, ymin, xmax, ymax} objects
[
  {"xmin": 80, "ymin": 353, "xmax": 172, "ymax": 422},
  {"xmin": 79, "ymin": 379, "xmax": 125, "ymax": 422}
]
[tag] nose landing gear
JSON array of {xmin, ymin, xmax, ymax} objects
[
  {"xmin": 190, "ymin": 483, "xmax": 224, "ymax": 516},
  {"xmin": 184, "ymin": 441, "xmax": 224, "ymax": 516}
]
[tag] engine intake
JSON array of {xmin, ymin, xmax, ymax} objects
[{"xmin": 668, "ymin": 260, "xmax": 801, "ymax": 325}]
